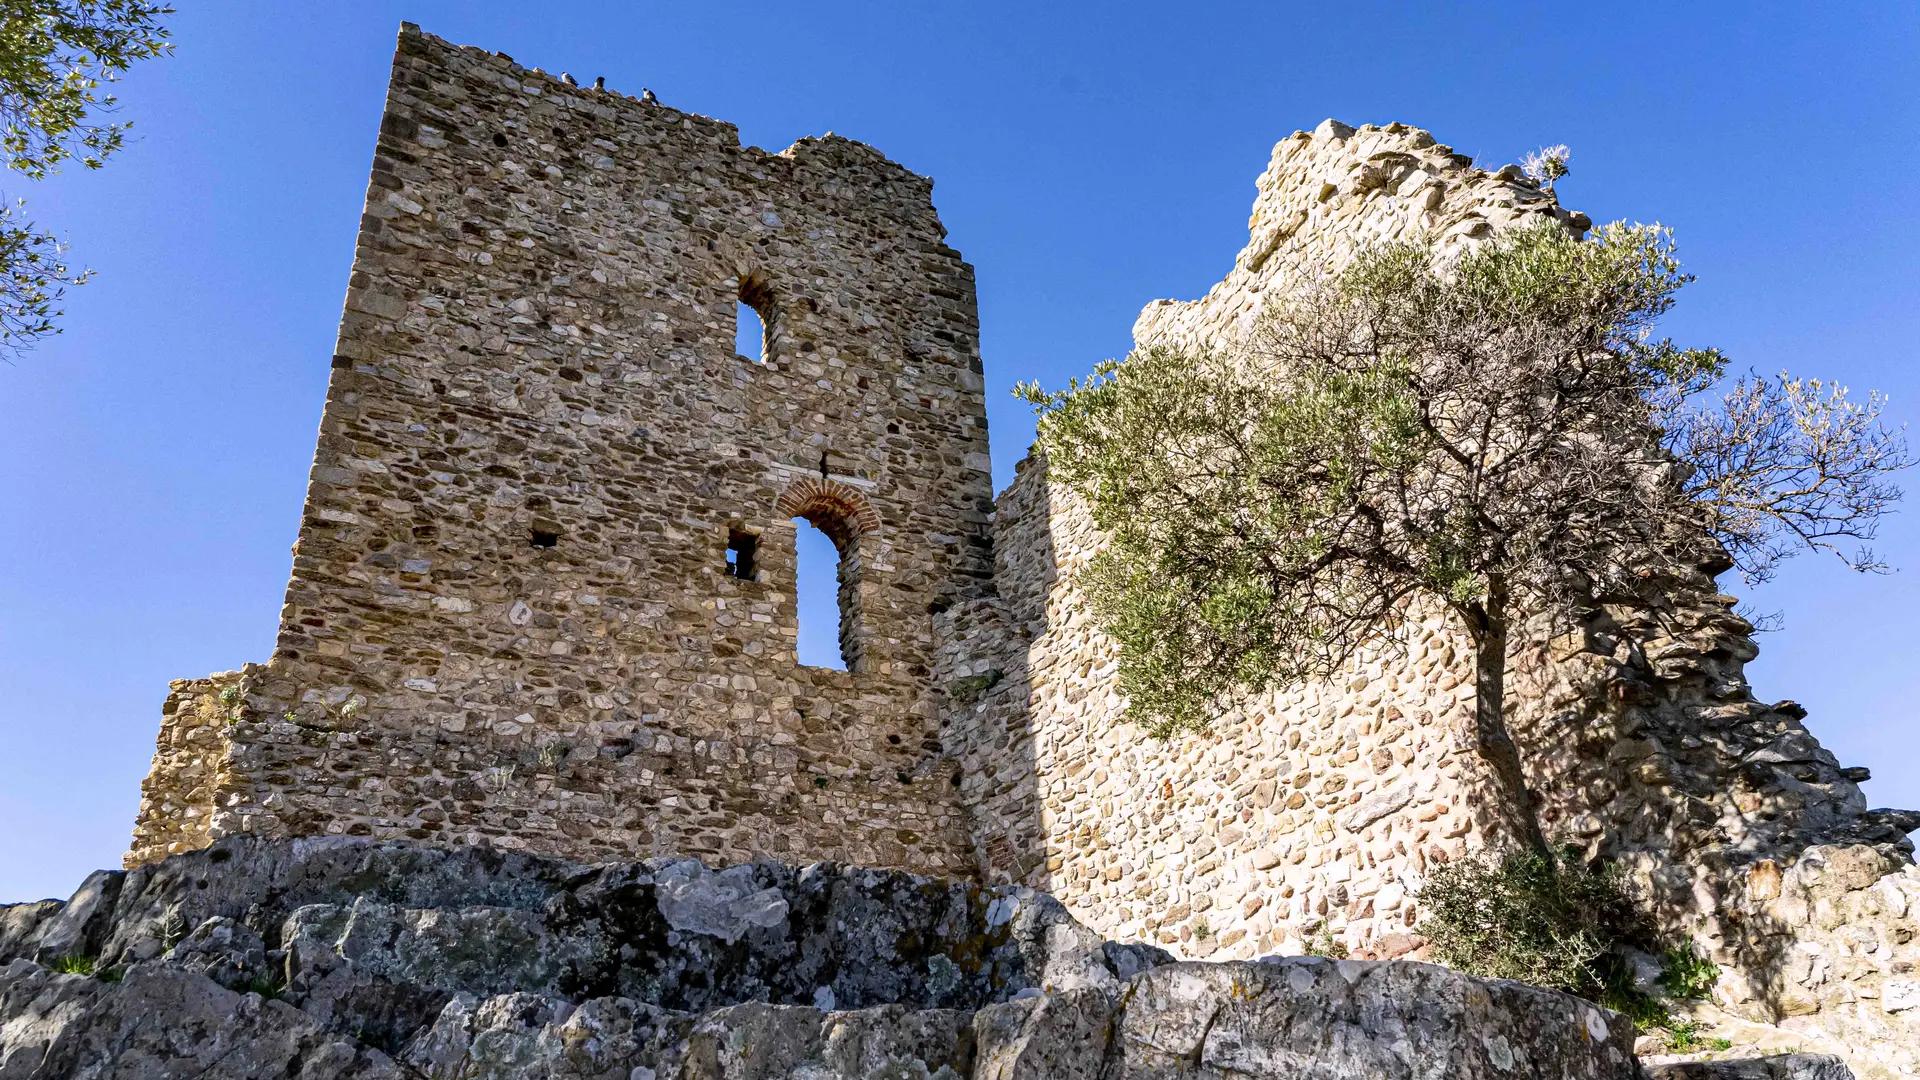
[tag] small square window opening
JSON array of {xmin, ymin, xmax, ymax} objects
[
  {"xmin": 531, "ymin": 529, "xmax": 559, "ymax": 549},
  {"xmin": 726, "ymin": 529, "xmax": 759, "ymax": 580}
]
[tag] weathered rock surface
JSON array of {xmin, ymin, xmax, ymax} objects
[
  {"xmin": 0, "ymin": 838, "xmax": 1664, "ymax": 1078},
  {"xmin": 0, "ymin": 960, "xmax": 406, "ymax": 1079},
  {"xmin": 1645, "ymin": 1054, "xmax": 1856, "ymax": 1080}
]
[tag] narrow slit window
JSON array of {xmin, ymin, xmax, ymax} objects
[
  {"xmin": 726, "ymin": 529, "xmax": 758, "ymax": 580},
  {"xmin": 793, "ymin": 516, "xmax": 849, "ymax": 670},
  {"xmin": 736, "ymin": 301, "xmax": 765, "ymax": 363},
  {"xmin": 737, "ymin": 275, "xmax": 774, "ymax": 364}
]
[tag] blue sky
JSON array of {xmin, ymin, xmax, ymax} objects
[{"xmin": 1, "ymin": 3, "xmax": 1915, "ymax": 902}]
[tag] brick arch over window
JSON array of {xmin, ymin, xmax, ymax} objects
[
  {"xmin": 776, "ymin": 477, "xmax": 882, "ymax": 554},
  {"xmin": 777, "ymin": 476, "xmax": 881, "ymax": 671}
]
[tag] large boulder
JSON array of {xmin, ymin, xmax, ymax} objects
[
  {"xmin": 0, "ymin": 960, "xmax": 405, "ymax": 1079},
  {"xmin": 0, "ymin": 838, "xmax": 1656, "ymax": 1078}
]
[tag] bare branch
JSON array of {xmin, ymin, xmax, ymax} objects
[{"xmin": 1669, "ymin": 372, "xmax": 1912, "ymax": 583}]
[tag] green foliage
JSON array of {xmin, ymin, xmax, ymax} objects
[
  {"xmin": 1023, "ymin": 206, "xmax": 1905, "ymax": 742},
  {"xmin": 1520, "ymin": 145, "xmax": 1571, "ymax": 189},
  {"xmin": 1658, "ymin": 1017, "xmax": 1732, "ymax": 1054},
  {"xmin": 1417, "ymin": 844, "xmax": 1732, "ymax": 1042},
  {"xmin": 1416, "ymin": 843, "xmax": 1651, "ymax": 996},
  {"xmin": 1671, "ymin": 370, "xmax": 1913, "ymax": 583},
  {"xmin": 1020, "ymin": 220, "xmax": 1720, "ymax": 736},
  {"xmin": 1303, "ymin": 920, "xmax": 1348, "ymax": 959},
  {"xmin": 47, "ymin": 953, "xmax": 93, "ymax": 975},
  {"xmin": 1016, "ymin": 339, "xmax": 1432, "ymax": 736},
  {"xmin": 219, "ymin": 681, "xmax": 246, "ymax": 723},
  {"xmin": 1659, "ymin": 943, "xmax": 1720, "ymax": 1000},
  {"xmin": 0, "ymin": 197, "xmax": 78, "ymax": 350},
  {"xmin": 157, "ymin": 903, "xmax": 187, "ymax": 952},
  {"xmin": 0, "ymin": 0, "xmax": 169, "ymax": 357},
  {"xmin": 243, "ymin": 975, "xmax": 287, "ymax": 1000},
  {"xmin": 0, "ymin": 0, "xmax": 171, "ymax": 178}
]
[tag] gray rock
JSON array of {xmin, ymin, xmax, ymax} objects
[
  {"xmin": 3, "ymin": 836, "xmax": 1151, "ymax": 1016},
  {"xmin": 1337, "ymin": 783, "xmax": 1416, "ymax": 833},
  {"xmin": 0, "ymin": 840, "xmax": 1659, "ymax": 1078},
  {"xmin": 1110, "ymin": 959, "xmax": 1639, "ymax": 1078},
  {"xmin": 973, "ymin": 988, "xmax": 1114, "ymax": 1079},
  {"xmin": 404, "ymin": 995, "xmax": 973, "ymax": 1080},
  {"xmin": 653, "ymin": 861, "xmax": 790, "ymax": 945},
  {"xmin": 0, "ymin": 902, "xmax": 61, "ymax": 964},
  {"xmin": 976, "ymin": 958, "xmax": 1641, "ymax": 1079},
  {"xmin": 1644, "ymin": 1054, "xmax": 1855, "ymax": 1080},
  {"xmin": 680, "ymin": 1002, "xmax": 974, "ymax": 1080},
  {"xmin": 158, "ymin": 915, "xmax": 268, "ymax": 992},
  {"xmin": 810, "ymin": 1004, "xmax": 974, "ymax": 1078},
  {"xmin": 403, "ymin": 991, "xmax": 693, "ymax": 1080},
  {"xmin": 27, "ymin": 871, "xmax": 123, "ymax": 966},
  {"xmin": 0, "ymin": 959, "xmax": 404, "ymax": 1079}
]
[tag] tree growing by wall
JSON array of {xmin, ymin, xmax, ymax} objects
[
  {"xmin": 0, "ymin": 0, "xmax": 170, "ymax": 358},
  {"xmin": 1019, "ymin": 219, "xmax": 1910, "ymax": 850}
]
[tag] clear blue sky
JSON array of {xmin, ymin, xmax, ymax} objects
[{"xmin": 1, "ymin": 3, "xmax": 1914, "ymax": 902}]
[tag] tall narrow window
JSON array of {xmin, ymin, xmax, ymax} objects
[
  {"xmin": 736, "ymin": 301, "xmax": 765, "ymax": 363},
  {"xmin": 793, "ymin": 516, "xmax": 848, "ymax": 669},
  {"xmin": 736, "ymin": 274, "xmax": 774, "ymax": 364}
]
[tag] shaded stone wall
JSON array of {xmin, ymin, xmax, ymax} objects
[
  {"xmin": 951, "ymin": 120, "xmax": 1920, "ymax": 1077},
  {"xmin": 128, "ymin": 24, "xmax": 991, "ymax": 876}
]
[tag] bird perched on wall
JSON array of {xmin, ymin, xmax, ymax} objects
[
  {"xmin": 593, "ymin": 76, "xmax": 605, "ymax": 90},
  {"xmin": 641, "ymin": 88, "xmax": 659, "ymax": 104},
  {"xmin": 560, "ymin": 72, "xmax": 577, "ymax": 86}
]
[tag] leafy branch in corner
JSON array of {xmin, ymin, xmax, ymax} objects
[{"xmin": 0, "ymin": 0, "xmax": 171, "ymax": 359}]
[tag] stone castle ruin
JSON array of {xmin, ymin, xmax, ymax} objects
[{"xmin": 127, "ymin": 24, "xmax": 1920, "ymax": 1076}]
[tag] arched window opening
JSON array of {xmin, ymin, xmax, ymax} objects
[
  {"xmin": 777, "ymin": 477, "xmax": 879, "ymax": 673},
  {"xmin": 793, "ymin": 514, "xmax": 859, "ymax": 671},
  {"xmin": 737, "ymin": 274, "xmax": 774, "ymax": 364},
  {"xmin": 736, "ymin": 301, "xmax": 764, "ymax": 363}
]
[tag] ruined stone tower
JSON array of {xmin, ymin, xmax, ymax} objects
[
  {"xmin": 129, "ymin": 26, "xmax": 1920, "ymax": 1077},
  {"xmin": 129, "ymin": 23, "xmax": 989, "ymax": 876}
]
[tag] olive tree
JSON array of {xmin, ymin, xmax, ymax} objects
[
  {"xmin": 1018, "ymin": 220, "xmax": 1909, "ymax": 851},
  {"xmin": 0, "ymin": 0, "xmax": 170, "ymax": 357}
]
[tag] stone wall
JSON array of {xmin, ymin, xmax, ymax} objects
[
  {"xmin": 943, "ymin": 458, "xmax": 1508, "ymax": 961},
  {"xmin": 949, "ymin": 120, "xmax": 1920, "ymax": 1077},
  {"xmin": 945, "ymin": 119, "xmax": 1599, "ymax": 955},
  {"xmin": 128, "ymin": 24, "xmax": 991, "ymax": 877},
  {"xmin": 121, "ymin": 31, "xmax": 1920, "ymax": 1075},
  {"xmin": 127, "ymin": 671, "xmax": 244, "ymax": 865}
]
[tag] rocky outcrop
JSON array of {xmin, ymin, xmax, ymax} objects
[
  {"xmin": 1646, "ymin": 1055, "xmax": 1856, "ymax": 1080},
  {"xmin": 0, "ymin": 837, "xmax": 1665, "ymax": 1078}
]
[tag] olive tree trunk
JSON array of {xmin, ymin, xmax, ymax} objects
[{"xmin": 1459, "ymin": 577, "xmax": 1549, "ymax": 853}]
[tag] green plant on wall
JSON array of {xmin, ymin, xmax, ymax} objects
[
  {"xmin": 1303, "ymin": 920, "xmax": 1348, "ymax": 959},
  {"xmin": 1416, "ymin": 843, "xmax": 1729, "ymax": 1039}
]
